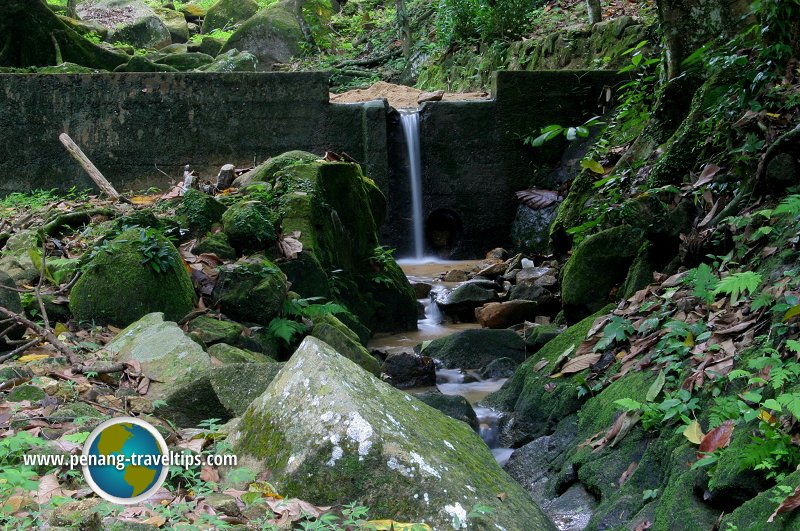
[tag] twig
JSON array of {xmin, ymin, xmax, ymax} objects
[
  {"xmin": 756, "ymin": 123, "xmax": 800, "ymax": 182},
  {"xmin": 0, "ymin": 305, "xmax": 78, "ymax": 364},
  {"xmin": 36, "ymin": 240, "xmax": 51, "ymax": 332},
  {"xmin": 0, "ymin": 338, "xmax": 40, "ymax": 364},
  {"xmin": 42, "ymin": 208, "xmax": 116, "ymax": 236},
  {"xmin": 73, "ymin": 363, "xmax": 126, "ymax": 375},
  {"xmin": 57, "ymin": 270, "xmax": 82, "ymax": 295}
]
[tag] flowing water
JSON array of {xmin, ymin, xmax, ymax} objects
[
  {"xmin": 399, "ymin": 111, "xmax": 425, "ymax": 259},
  {"xmin": 370, "ymin": 260, "xmax": 514, "ymax": 465}
]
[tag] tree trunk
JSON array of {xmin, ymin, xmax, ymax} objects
[
  {"xmin": 396, "ymin": 0, "xmax": 411, "ymax": 59},
  {"xmin": 656, "ymin": 0, "xmax": 751, "ymax": 79},
  {"xmin": 293, "ymin": 0, "xmax": 316, "ymax": 48},
  {"xmin": 586, "ymin": 0, "xmax": 601, "ymax": 24}
]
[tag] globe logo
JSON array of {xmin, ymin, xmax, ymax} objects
[{"xmin": 82, "ymin": 417, "xmax": 169, "ymax": 504}]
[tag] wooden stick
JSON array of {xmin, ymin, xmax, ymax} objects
[
  {"xmin": 58, "ymin": 133, "xmax": 131, "ymax": 204},
  {"xmin": 0, "ymin": 305, "xmax": 78, "ymax": 365}
]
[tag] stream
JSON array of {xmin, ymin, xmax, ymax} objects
[{"xmin": 369, "ymin": 259, "xmax": 514, "ymax": 465}]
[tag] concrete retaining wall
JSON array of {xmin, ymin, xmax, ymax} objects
[{"xmin": 0, "ymin": 70, "xmax": 619, "ymax": 258}]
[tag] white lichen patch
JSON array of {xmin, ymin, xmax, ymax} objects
[
  {"xmin": 410, "ymin": 452, "xmax": 441, "ymax": 479},
  {"xmin": 443, "ymin": 440, "xmax": 455, "ymax": 450},
  {"xmin": 387, "ymin": 456, "xmax": 414, "ymax": 478},
  {"xmin": 346, "ymin": 412, "xmax": 374, "ymax": 456},
  {"xmin": 327, "ymin": 446, "xmax": 343, "ymax": 466},
  {"xmin": 320, "ymin": 411, "xmax": 335, "ymax": 423},
  {"xmin": 444, "ymin": 503, "xmax": 468, "ymax": 529}
]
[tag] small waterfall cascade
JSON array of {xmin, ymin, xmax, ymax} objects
[{"xmin": 399, "ymin": 110, "xmax": 425, "ymax": 259}]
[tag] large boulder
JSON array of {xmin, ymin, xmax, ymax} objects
[
  {"xmin": 212, "ymin": 258, "xmax": 287, "ymax": 325},
  {"xmin": 421, "ymin": 329, "xmax": 527, "ymax": 370},
  {"xmin": 109, "ymin": 15, "xmax": 172, "ymax": 49},
  {"xmin": 561, "ymin": 225, "xmax": 643, "ymax": 323},
  {"xmin": 230, "ymin": 337, "xmax": 553, "ymax": 529},
  {"xmin": 202, "ymin": 0, "xmax": 259, "ymax": 34},
  {"xmin": 233, "ymin": 150, "xmax": 319, "ymax": 188},
  {"xmin": 0, "ymin": 230, "xmax": 42, "ymax": 283},
  {"xmin": 278, "ymin": 251, "xmax": 331, "ymax": 300},
  {"xmin": 310, "ymin": 315, "xmax": 380, "ymax": 376},
  {"xmin": 154, "ymin": 7, "xmax": 189, "ymax": 43},
  {"xmin": 104, "ymin": 312, "xmax": 211, "ymax": 400},
  {"xmin": 475, "ymin": 300, "xmax": 539, "ymax": 329},
  {"xmin": 221, "ymin": 200, "xmax": 277, "ymax": 254},
  {"xmin": 70, "ymin": 228, "xmax": 195, "ymax": 326},
  {"xmin": 381, "ymin": 351, "xmax": 436, "ymax": 389},
  {"xmin": 198, "ymin": 49, "xmax": 258, "ymax": 72},
  {"xmin": 414, "ymin": 389, "xmax": 479, "ymax": 431},
  {"xmin": 209, "ymin": 362, "xmax": 284, "ymax": 416},
  {"xmin": 155, "ymin": 51, "xmax": 214, "ymax": 70},
  {"xmin": 219, "ymin": 1, "xmax": 303, "ymax": 71},
  {"xmin": 435, "ymin": 282, "xmax": 499, "ymax": 322}
]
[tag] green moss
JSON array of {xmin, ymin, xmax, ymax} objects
[
  {"xmin": 7, "ymin": 384, "xmax": 46, "ymax": 402},
  {"xmin": 236, "ymin": 150, "xmax": 319, "ymax": 188},
  {"xmin": 278, "ymin": 251, "xmax": 331, "ymax": 299},
  {"xmin": 212, "ymin": 258, "xmax": 287, "ymax": 325},
  {"xmin": 706, "ymin": 420, "xmax": 772, "ymax": 506},
  {"xmin": 69, "ymin": 229, "xmax": 195, "ymax": 326},
  {"xmin": 222, "ymin": 200, "xmax": 277, "ymax": 253},
  {"xmin": 561, "ymin": 225, "xmax": 644, "ymax": 323},
  {"xmin": 192, "ymin": 231, "xmax": 236, "ymax": 259},
  {"xmin": 719, "ymin": 470, "xmax": 800, "ymax": 530},
  {"xmin": 186, "ymin": 315, "xmax": 244, "ymax": 346},
  {"xmin": 207, "ymin": 342, "xmax": 274, "ymax": 364},
  {"xmin": 311, "ymin": 316, "xmax": 381, "ymax": 376},
  {"xmin": 483, "ymin": 306, "xmax": 613, "ymax": 443}
]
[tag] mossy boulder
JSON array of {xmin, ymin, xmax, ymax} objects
[
  {"xmin": 186, "ymin": 315, "xmax": 244, "ymax": 346},
  {"xmin": 198, "ymin": 49, "xmax": 258, "ymax": 72},
  {"xmin": 104, "ymin": 312, "xmax": 211, "ymax": 400},
  {"xmin": 114, "ymin": 54, "xmax": 179, "ymax": 72},
  {"xmin": 209, "ymin": 362, "xmax": 284, "ymax": 416},
  {"xmin": 561, "ymin": 225, "xmax": 644, "ymax": 323},
  {"xmin": 109, "ymin": 15, "xmax": 172, "ymax": 49},
  {"xmin": 69, "ymin": 229, "xmax": 195, "ymax": 326},
  {"xmin": 219, "ymin": 1, "xmax": 303, "ymax": 71},
  {"xmin": 233, "ymin": 150, "xmax": 319, "ymax": 188},
  {"xmin": 483, "ymin": 308, "xmax": 611, "ymax": 445},
  {"xmin": 310, "ymin": 314, "xmax": 381, "ymax": 376},
  {"xmin": 414, "ymin": 389, "xmax": 479, "ymax": 431},
  {"xmin": 212, "ymin": 258, "xmax": 287, "ymax": 325},
  {"xmin": 230, "ymin": 336, "xmax": 555, "ymax": 529},
  {"xmin": 0, "ymin": 229, "xmax": 41, "ymax": 283},
  {"xmin": 154, "ymin": 7, "xmax": 189, "ymax": 43},
  {"xmin": 719, "ymin": 469, "xmax": 800, "ymax": 530},
  {"xmin": 7, "ymin": 384, "xmax": 46, "ymax": 403},
  {"xmin": 159, "ymin": 371, "xmax": 230, "ymax": 427},
  {"xmin": 221, "ymin": 200, "xmax": 277, "ymax": 253},
  {"xmin": 155, "ymin": 51, "xmax": 214, "ymax": 70},
  {"xmin": 278, "ymin": 251, "xmax": 331, "ymax": 299},
  {"xmin": 207, "ymin": 343, "xmax": 274, "ymax": 363},
  {"xmin": 202, "ymin": 0, "xmax": 259, "ymax": 34},
  {"xmin": 187, "ymin": 35, "xmax": 225, "ymax": 56},
  {"xmin": 421, "ymin": 329, "xmax": 526, "ymax": 370},
  {"xmin": 192, "ymin": 232, "xmax": 236, "ymax": 259},
  {"xmin": 179, "ymin": 188, "xmax": 227, "ymax": 235}
]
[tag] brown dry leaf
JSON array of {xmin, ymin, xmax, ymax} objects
[
  {"xmin": 634, "ymin": 521, "xmax": 653, "ymax": 531},
  {"xmin": 142, "ymin": 515, "xmax": 168, "ymax": 527},
  {"xmin": 515, "ymin": 188, "xmax": 560, "ymax": 210},
  {"xmin": 130, "ymin": 195, "xmax": 159, "ymax": 206},
  {"xmin": 716, "ymin": 320, "xmax": 756, "ymax": 335},
  {"xmin": 561, "ymin": 353, "xmax": 602, "ymax": 375},
  {"xmin": 267, "ymin": 498, "xmax": 331, "ymax": 522},
  {"xmin": 769, "ymin": 485, "xmax": 800, "ymax": 522},
  {"xmin": 177, "ymin": 438, "xmax": 206, "ymax": 454},
  {"xmin": 618, "ymin": 461, "xmax": 638, "ymax": 486},
  {"xmin": 200, "ymin": 465, "xmax": 220, "ymax": 483},
  {"xmin": 587, "ymin": 315, "xmax": 611, "ymax": 337},
  {"xmin": 532, "ymin": 359, "xmax": 549, "ymax": 372},
  {"xmin": 278, "ymin": 231, "xmax": 304, "ymax": 260},
  {"xmin": 36, "ymin": 473, "xmax": 67, "ymax": 503},
  {"xmin": 662, "ymin": 271, "xmax": 689, "ymax": 288},
  {"xmin": 698, "ymin": 420, "xmax": 734, "ymax": 455},
  {"xmin": 693, "ymin": 163, "xmax": 721, "ymax": 188}
]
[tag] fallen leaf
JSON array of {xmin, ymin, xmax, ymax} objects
[
  {"xmin": 619, "ymin": 461, "xmax": 638, "ymax": 486},
  {"xmin": 199, "ymin": 466, "xmax": 219, "ymax": 483},
  {"xmin": 17, "ymin": 354, "xmax": 49, "ymax": 363},
  {"xmin": 561, "ymin": 353, "xmax": 602, "ymax": 374},
  {"xmin": 516, "ymin": 188, "xmax": 560, "ymax": 209},
  {"xmin": 367, "ymin": 520, "xmax": 432, "ymax": 530},
  {"xmin": 142, "ymin": 515, "xmax": 167, "ymax": 527},
  {"xmin": 693, "ymin": 164, "xmax": 721, "ymax": 188},
  {"xmin": 698, "ymin": 420, "xmax": 734, "ymax": 455},
  {"xmin": 769, "ymin": 484, "xmax": 800, "ymax": 522},
  {"xmin": 646, "ymin": 370, "xmax": 665, "ymax": 402},
  {"xmin": 683, "ymin": 420, "xmax": 705, "ymax": 445},
  {"xmin": 36, "ymin": 473, "xmax": 67, "ymax": 503},
  {"xmin": 532, "ymin": 359, "xmax": 549, "ymax": 372}
]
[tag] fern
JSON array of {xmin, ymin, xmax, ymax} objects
[
  {"xmin": 773, "ymin": 194, "xmax": 800, "ymax": 217},
  {"xmin": 777, "ymin": 393, "xmax": 800, "ymax": 420},
  {"xmin": 267, "ymin": 318, "xmax": 308, "ymax": 345},
  {"xmin": 713, "ymin": 271, "xmax": 762, "ymax": 304},
  {"xmin": 689, "ymin": 263, "xmax": 719, "ymax": 303}
]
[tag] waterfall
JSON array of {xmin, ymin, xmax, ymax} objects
[{"xmin": 399, "ymin": 110, "xmax": 424, "ymax": 259}]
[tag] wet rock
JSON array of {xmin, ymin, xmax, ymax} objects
[
  {"xmin": 222, "ymin": 200, "xmax": 277, "ymax": 254},
  {"xmin": 105, "ymin": 312, "xmax": 211, "ymax": 400},
  {"xmin": 109, "ymin": 15, "xmax": 172, "ymax": 49},
  {"xmin": 475, "ymin": 262, "xmax": 507, "ymax": 278},
  {"xmin": 503, "ymin": 269, "xmax": 520, "ymax": 282},
  {"xmin": 70, "ymin": 229, "xmax": 195, "ymax": 326},
  {"xmin": 480, "ymin": 358, "xmax": 518, "ymax": 379},
  {"xmin": 219, "ymin": 1, "xmax": 302, "ymax": 71},
  {"xmin": 443, "ymin": 269, "xmax": 468, "ymax": 283},
  {"xmin": 310, "ymin": 315, "xmax": 380, "ymax": 376},
  {"xmin": 230, "ymin": 336, "xmax": 553, "ymax": 529},
  {"xmin": 411, "ymin": 282, "xmax": 432, "ymax": 299},
  {"xmin": 509, "ymin": 281, "xmax": 550, "ymax": 301},
  {"xmin": 516, "ymin": 267, "xmax": 555, "ymax": 283},
  {"xmin": 421, "ymin": 329, "xmax": 527, "ymax": 369},
  {"xmin": 435, "ymin": 283, "xmax": 498, "ymax": 322},
  {"xmin": 192, "ymin": 232, "xmax": 236, "ymax": 259},
  {"xmin": 534, "ymin": 274, "xmax": 558, "ymax": 289},
  {"xmin": 209, "ymin": 362, "xmax": 284, "ymax": 416},
  {"xmin": 380, "ymin": 351, "xmax": 435, "ymax": 388},
  {"xmin": 511, "ymin": 203, "xmax": 559, "ymax": 255},
  {"xmin": 199, "ymin": 49, "xmax": 258, "ymax": 72},
  {"xmin": 561, "ymin": 226, "xmax": 643, "ymax": 323},
  {"xmin": 212, "ymin": 258, "xmax": 287, "ymax": 325},
  {"xmin": 415, "ymin": 389, "xmax": 479, "ymax": 431},
  {"xmin": 475, "ymin": 300, "xmax": 539, "ymax": 329},
  {"xmin": 202, "ymin": 0, "xmax": 258, "ymax": 34},
  {"xmin": 186, "ymin": 315, "xmax": 244, "ymax": 346},
  {"xmin": 207, "ymin": 343, "xmax": 275, "ymax": 364}
]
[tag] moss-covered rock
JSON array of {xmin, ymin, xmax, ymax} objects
[
  {"xmin": 114, "ymin": 54, "xmax": 179, "ymax": 72},
  {"xmin": 109, "ymin": 15, "xmax": 172, "ymax": 49},
  {"xmin": 0, "ymin": 269, "xmax": 24, "ymax": 344},
  {"xmin": 278, "ymin": 251, "xmax": 331, "ymax": 299},
  {"xmin": 414, "ymin": 389, "xmax": 479, "ymax": 431},
  {"xmin": 155, "ymin": 51, "xmax": 213, "ymax": 70},
  {"xmin": 421, "ymin": 329, "xmax": 526, "ymax": 370},
  {"xmin": 207, "ymin": 342, "xmax": 274, "ymax": 363},
  {"xmin": 70, "ymin": 229, "xmax": 195, "ymax": 326},
  {"xmin": 719, "ymin": 470, "xmax": 800, "ymax": 530},
  {"xmin": 198, "ymin": 48, "xmax": 257, "ymax": 72},
  {"xmin": 192, "ymin": 231, "xmax": 236, "ymax": 259},
  {"xmin": 0, "ymin": 230, "xmax": 41, "ymax": 283},
  {"xmin": 202, "ymin": 0, "xmax": 258, "ymax": 34},
  {"xmin": 219, "ymin": 1, "xmax": 302, "ymax": 71},
  {"xmin": 209, "ymin": 362, "xmax": 284, "ymax": 416},
  {"xmin": 105, "ymin": 312, "xmax": 211, "ymax": 400},
  {"xmin": 187, "ymin": 36, "xmax": 224, "ymax": 56},
  {"xmin": 212, "ymin": 258, "xmax": 287, "ymax": 325},
  {"xmin": 237, "ymin": 151, "xmax": 319, "ymax": 188},
  {"xmin": 230, "ymin": 336, "xmax": 555, "ymax": 529},
  {"xmin": 159, "ymin": 371, "xmax": 230, "ymax": 427},
  {"xmin": 179, "ymin": 188, "xmax": 227, "ymax": 235},
  {"xmin": 186, "ymin": 315, "xmax": 244, "ymax": 346},
  {"xmin": 310, "ymin": 315, "xmax": 381, "ymax": 376},
  {"xmin": 154, "ymin": 7, "xmax": 189, "ymax": 43},
  {"xmin": 221, "ymin": 200, "xmax": 276, "ymax": 253},
  {"xmin": 561, "ymin": 225, "xmax": 643, "ymax": 323},
  {"xmin": 7, "ymin": 384, "xmax": 46, "ymax": 402},
  {"xmin": 483, "ymin": 307, "xmax": 611, "ymax": 445}
]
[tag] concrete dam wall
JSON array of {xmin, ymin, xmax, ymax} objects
[{"xmin": 0, "ymin": 70, "xmax": 618, "ymax": 258}]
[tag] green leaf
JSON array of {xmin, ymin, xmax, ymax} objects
[
  {"xmin": 691, "ymin": 263, "xmax": 719, "ymax": 303},
  {"xmin": 777, "ymin": 393, "xmax": 800, "ymax": 420},
  {"xmin": 713, "ymin": 271, "xmax": 762, "ymax": 303},
  {"xmin": 614, "ymin": 398, "xmax": 642, "ymax": 412},
  {"xmin": 786, "ymin": 339, "xmax": 800, "ymax": 353},
  {"xmin": 581, "ymin": 158, "xmax": 605, "ymax": 174},
  {"xmin": 646, "ymin": 370, "xmax": 666, "ymax": 402},
  {"xmin": 762, "ymin": 399, "xmax": 782, "ymax": 412}
]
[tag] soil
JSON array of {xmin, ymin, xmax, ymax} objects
[{"xmin": 330, "ymin": 81, "xmax": 490, "ymax": 110}]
